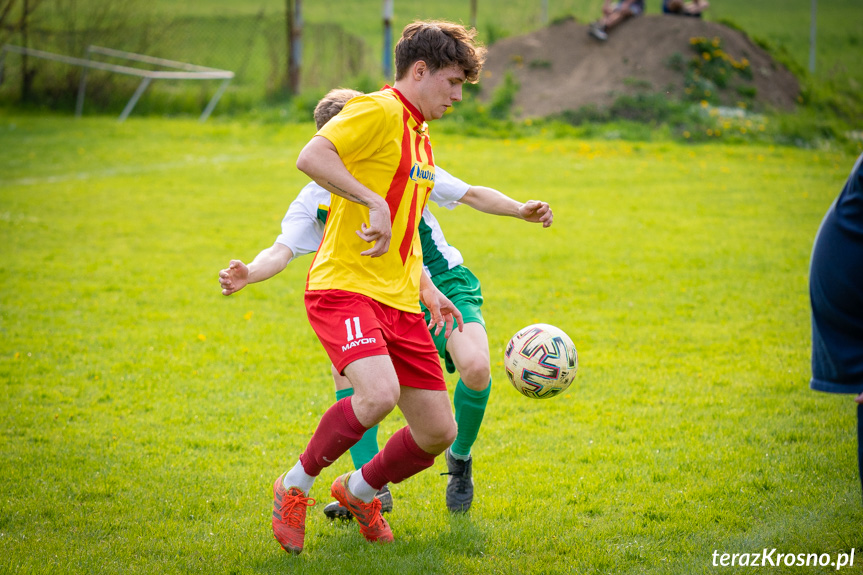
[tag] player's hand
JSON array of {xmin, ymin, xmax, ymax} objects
[
  {"xmin": 519, "ymin": 200, "xmax": 553, "ymax": 228},
  {"xmin": 856, "ymin": 392, "xmax": 863, "ymax": 404},
  {"xmin": 421, "ymin": 286, "xmax": 463, "ymax": 339},
  {"xmin": 219, "ymin": 260, "xmax": 249, "ymax": 295},
  {"xmin": 357, "ymin": 204, "xmax": 392, "ymax": 257}
]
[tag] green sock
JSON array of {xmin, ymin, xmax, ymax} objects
[
  {"xmin": 450, "ymin": 378, "xmax": 491, "ymax": 459},
  {"xmin": 336, "ymin": 388, "xmax": 380, "ymax": 469}
]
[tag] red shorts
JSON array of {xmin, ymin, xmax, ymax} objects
[{"xmin": 305, "ymin": 289, "xmax": 446, "ymax": 391}]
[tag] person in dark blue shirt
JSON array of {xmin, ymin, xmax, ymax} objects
[{"xmin": 809, "ymin": 153, "xmax": 863, "ymax": 501}]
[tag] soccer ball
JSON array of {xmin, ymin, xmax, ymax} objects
[{"xmin": 504, "ymin": 323, "xmax": 578, "ymax": 399}]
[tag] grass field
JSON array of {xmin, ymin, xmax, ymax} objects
[{"xmin": 1, "ymin": 111, "xmax": 861, "ymax": 574}]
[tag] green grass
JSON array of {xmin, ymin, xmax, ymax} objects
[{"xmin": 1, "ymin": 112, "xmax": 861, "ymax": 574}]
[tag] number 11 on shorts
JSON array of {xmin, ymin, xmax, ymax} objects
[{"xmin": 345, "ymin": 316, "xmax": 363, "ymax": 341}]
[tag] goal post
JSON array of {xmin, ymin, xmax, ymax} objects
[{"xmin": 0, "ymin": 44, "xmax": 234, "ymax": 122}]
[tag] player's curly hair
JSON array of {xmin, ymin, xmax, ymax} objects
[
  {"xmin": 314, "ymin": 88, "xmax": 362, "ymax": 129},
  {"xmin": 394, "ymin": 21, "xmax": 486, "ymax": 83}
]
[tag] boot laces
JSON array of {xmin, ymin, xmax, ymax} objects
[{"xmin": 279, "ymin": 491, "xmax": 315, "ymax": 527}]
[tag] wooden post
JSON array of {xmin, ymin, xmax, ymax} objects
[
  {"xmin": 809, "ymin": 0, "xmax": 817, "ymax": 73},
  {"xmin": 470, "ymin": 0, "xmax": 477, "ymax": 29},
  {"xmin": 382, "ymin": 0, "xmax": 393, "ymax": 79},
  {"xmin": 285, "ymin": 0, "xmax": 302, "ymax": 94},
  {"xmin": 21, "ymin": 0, "xmax": 34, "ymax": 101}
]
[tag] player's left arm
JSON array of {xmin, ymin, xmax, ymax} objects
[
  {"xmin": 419, "ymin": 270, "xmax": 464, "ymax": 339},
  {"xmin": 458, "ymin": 185, "xmax": 553, "ymax": 228}
]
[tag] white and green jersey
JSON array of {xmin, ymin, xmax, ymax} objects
[{"xmin": 276, "ymin": 166, "xmax": 470, "ymax": 277}]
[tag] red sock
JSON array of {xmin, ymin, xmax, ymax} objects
[
  {"xmin": 360, "ymin": 426, "xmax": 436, "ymax": 489},
  {"xmin": 299, "ymin": 396, "xmax": 367, "ymax": 476}
]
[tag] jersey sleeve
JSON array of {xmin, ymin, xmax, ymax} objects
[
  {"xmin": 429, "ymin": 166, "xmax": 471, "ymax": 210},
  {"xmin": 316, "ymin": 95, "xmax": 388, "ymax": 164},
  {"xmin": 274, "ymin": 183, "xmax": 329, "ymax": 259}
]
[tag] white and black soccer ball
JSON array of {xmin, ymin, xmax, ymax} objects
[{"xmin": 504, "ymin": 323, "xmax": 578, "ymax": 399}]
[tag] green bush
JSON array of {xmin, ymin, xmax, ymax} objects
[
  {"xmin": 488, "ymin": 71, "xmax": 519, "ymax": 120},
  {"xmin": 683, "ymin": 36, "xmax": 753, "ymax": 104},
  {"xmin": 484, "ymin": 21, "xmax": 510, "ymax": 46}
]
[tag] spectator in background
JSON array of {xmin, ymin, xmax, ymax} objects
[
  {"xmin": 809, "ymin": 153, "xmax": 863, "ymax": 502},
  {"xmin": 588, "ymin": 0, "xmax": 645, "ymax": 41},
  {"xmin": 663, "ymin": 0, "xmax": 710, "ymax": 17}
]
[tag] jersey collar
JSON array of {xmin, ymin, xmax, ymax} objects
[{"xmin": 384, "ymin": 85, "xmax": 426, "ymax": 127}]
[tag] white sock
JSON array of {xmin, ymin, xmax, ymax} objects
[
  {"xmin": 449, "ymin": 449, "xmax": 471, "ymax": 461},
  {"xmin": 347, "ymin": 468, "xmax": 377, "ymax": 503},
  {"xmin": 282, "ymin": 460, "xmax": 315, "ymax": 495}
]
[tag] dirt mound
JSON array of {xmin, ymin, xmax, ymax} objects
[{"xmin": 478, "ymin": 15, "xmax": 799, "ymax": 118}]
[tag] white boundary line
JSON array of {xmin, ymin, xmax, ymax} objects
[{"xmin": 0, "ymin": 153, "xmax": 277, "ymax": 187}]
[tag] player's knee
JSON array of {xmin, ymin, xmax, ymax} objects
[
  {"xmin": 371, "ymin": 388, "xmax": 400, "ymax": 415},
  {"xmin": 439, "ymin": 420, "xmax": 458, "ymax": 450},
  {"xmin": 354, "ymin": 387, "xmax": 399, "ymax": 423},
  {"xmin": 459, "ymin": 359, "xmax": 491, "ymax": 390},
  {"xmin": 422, "ymin": 420, "xmax": 457, "ymax": 455},
  {"xmin": 445, "ymin": 425, "xmax": 458, "ymax": 447}
]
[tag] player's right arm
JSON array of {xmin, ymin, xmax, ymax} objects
[
  {"xmin": 219, "ymin": 243, "xmax": 294, "ymax": 296},
  {"xmin": 296, "ymin": 135, "xmax": 392, "ymax": 257},
  {"xmin": 220, "ymin": 183, "xmax": 327, "ymax": 296}
]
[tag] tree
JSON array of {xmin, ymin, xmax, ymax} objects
[
  {"xmin": 0, "ymin": 0, "xmax": 45, "ymax": 100},
  {"xmin": 382, "ymin": 0, "xmax": 392, "ymax": 78},
  {"xmin": 285, "ymin": 0, "xmax": 301, "ymax": 94}
]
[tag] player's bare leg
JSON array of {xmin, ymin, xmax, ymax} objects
[
  {"xmin": 396, "ymin": 386, "xmax": 458, "ymax": 454},
  {"xmin": 343, "ymin": 355, "xmax": 401, "ymax": 427}
]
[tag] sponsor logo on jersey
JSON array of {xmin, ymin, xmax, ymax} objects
[
  {"xmin": 409, "ymin": 163, "xmax": 435, "ymax": 186},
  {"xmin": 342, "ymin": 337, "xmax": 377, "ymax": 352}
]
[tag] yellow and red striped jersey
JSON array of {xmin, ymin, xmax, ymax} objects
[{"xmin": 306, "ymin": 87, "xmax": 436, "ymax": 313}]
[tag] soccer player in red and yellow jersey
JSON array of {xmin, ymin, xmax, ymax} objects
[{"xmin": 269, "ymin": 21, "xmax": 486, "ymax": 554}]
